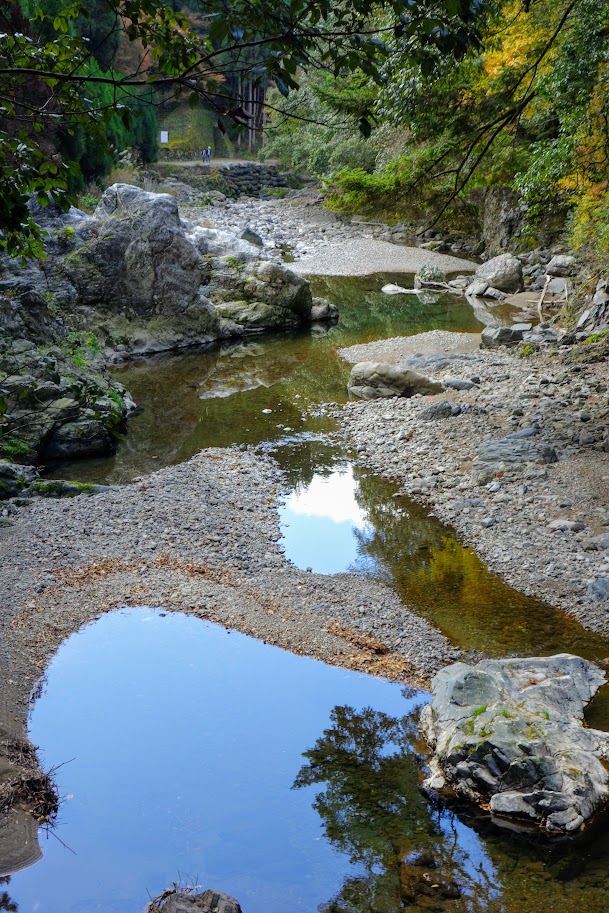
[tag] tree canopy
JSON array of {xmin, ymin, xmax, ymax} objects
[{"xmin": 1, "ymin": 0, "xmax": 486, "ymax": 261}]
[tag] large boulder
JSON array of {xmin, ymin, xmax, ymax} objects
[
  {"xmin": 84, "ymin": 184, "xmax": 204, "ymax": 313},
  {"xmin": 546, "ymin": 254, "xmax": 576, "ymax": 277},
  {"xmin": 348, "ymin": 362, "xmax": 444, "ymax": 400},
  {"xmin": 57, "ymin": 186, "xmax": 320, "ymax": 349},
  {"xmin": 0, "ymin": 336, "xmax": 129, "ymax": 466},
  {"xmin": 421, "ymin": 655, "xmax": 609, "ymax": 833},
  {"xmin": 473, "ymin": 254, "xmax": 524, "ymax": 293}
]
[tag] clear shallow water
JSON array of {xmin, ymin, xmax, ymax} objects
[
  {"xmin": 8, "ymin": 608, "xmax": 609, "ymax": 913},
  {"xmin": 279, "ymin": 454, "xmax": 609, "ymax": 663},
  {"xmin": 7, "ymin": 608, "xmax": 473, "ymax": 913},
  {"xmin": 46, "ymin": 275, "xmax": 488, "ymax": 485}
]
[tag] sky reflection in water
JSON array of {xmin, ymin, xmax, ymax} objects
[{"xmin": 9, "ymin": 608, "xmax": 497, "ymax": 913}]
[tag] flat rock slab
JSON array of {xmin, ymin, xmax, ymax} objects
[
  {"xmin": 477, "ymin": 437, "xmax": 558, "ymax": 465},
  {"xmin": 339, "ymin": 330, "xmax": 481, "ymax": 366},
  {"xmin": 421, "ymin": 654, "xmax": 609, "ymax": 833},
  {"xmin": 290, "ymin": 239, "xmax": 477, "ymax": 276}
]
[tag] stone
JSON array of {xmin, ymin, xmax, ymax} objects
[
  {"xmin": 480, "ymin": 324, "xmax": 532, "ymax": 348},
  {"xmin": 465, "ymin": 279, "xmax": 489, "ymax": 298},
  {"xmin": 547, "ymin": 519, "xmax": 586, "ymax": 532},
  {"xmin": 421, "ymin": 655, "xmax": 609, "ymax": 833},
  {"xmin": 414, "ymin": 263, "xmax": 447, "ymax": 289},
  {"xmin": 310, "ymin": 297, "xmax": 339, "ymax": 322},
  {"xmin": 587, "ymin": 577, "xmax": 609, "ymax": 600},
  {"xmin": 474, "ymin": 254, "xmax": 524, "ymax": 293},
  {"xmin": 348, "ymin": 362, "xmax": 444, "ymax": 400},
  {"xmin": 41, "ymin": 418, "xmax": 115, "ymax": 461},
  {"xmin": 443, "ymin": 376, "xmax": 478, "ymax": 391},
  {"xmin": 0, "ymin": 460, "xmax": 38, "ymax": 498},
  {"xmin": 546, "ymin": 255, "xmax": 576, "ymax": 277},
  {"xmin": 418, "ymin": 401, "xmax": 462, "ymax": 421},
  {"xmin": 477, "ymin": 437, "xmax": 558, "ymax": 465},
  {"xmin": 156, "ymin": 890, "xmax": 242, "ymax": 913}
]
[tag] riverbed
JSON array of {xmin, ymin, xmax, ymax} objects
[{"xmin": 3, "ymin": 209, "xmax": 609, "ymax": 912}]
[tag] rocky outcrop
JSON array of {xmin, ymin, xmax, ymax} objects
[
  {"xmin": 480, "ymin": 187, "xmax": 527, "ymax": 257},
  {"xmin": 187, "ymin": 224, "xmax": 313, "ymax": 333},
  {"xmin": 0, "ymin": 184, "xmax": 334, "ymax": 467},
  {"xmin": 480, "ymin": 324, "xmax": 532, "ymax": 348},
  {"xmin": 0, "ymin": 336, "xmax": 132, "ymax": 466},
  {"xmin": 348, "ymin": 362, "xmax": 444, "ymax": 400},
  {"xmin": 1, "ymin": 184, "xmax": 328, "ymax": 362},
  {"xmin": 421, "ymin": 654, "xmax": 609, "ymax": 833}
]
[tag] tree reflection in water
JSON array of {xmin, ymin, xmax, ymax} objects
[
  {"xmin": 0, "ymin": 878, "xmax": 17, "ymax": 912},
  {"xmin": 292, "ymin": 697, "xmax": 497, "ymax": 913},
  {"xmin": 294, "ymin": 698, "xmax": 609, "ymax": 913}
]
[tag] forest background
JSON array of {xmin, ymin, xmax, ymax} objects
[{"xmin": 1, "ymin": 1, "xmax": 608, "ymax": 262}]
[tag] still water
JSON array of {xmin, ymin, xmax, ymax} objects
[
  {"xmin": 9, "ymin": 608, "xmax": 609, "ymax": 913},
  {"xmin": 48, "ymin": 275, "xmax": 487, "ymax": 484}
]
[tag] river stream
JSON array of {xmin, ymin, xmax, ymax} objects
[{"xmin": 19, "ymin": 273, "xmax": 609, "ymax": 912}]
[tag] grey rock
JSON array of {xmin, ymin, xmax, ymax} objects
[
  {"xmin": 421, "ymin": 654, "xmax": 609, "ymax": 833},
  {"xmin": 480, "ymin": 187, "xmax": 526, "ymax": 257},
  {"xmin": 465, "ymin": 279, "xmax": 489, "ymax": 298},
  {"xmin": 42, "ymin": 418, "xmax": 115, "ymax": 461},
  {"xmin": 546, "ymin": 255, "xmax": 576, "ymax": 277},
  {"xmin": 443, "ymin": 376, "xmax": 478, "ymax": 391},
  {"xmin": 414, "ymin": 263, "xmax": 447, "ymax": 289},
  {"xmin": 418, "ymin": 400, "xmax": 460, "ymax": 421},
  {"xmin": 348, "ymin": 363, "xmax": 444, "ymax": 400},
  {"xmin": 310, "ymin": 297, "xmax": 339, "ymax": 323},
  {"xmin": 477, "ymin": 438, "xmax": 558, "ymax": 465},
  {"xmin": 547, "ymin": 519, "xmax": 586, "ymax": 532},
  {"xmin": 480, "ymin": 325, "xmax": 532, "ymax": 348},
  {"xmin": 0, "ymin": 460, "xmax": 38, "ymax": 498},
  {"xmin": 240, "ymin": 226, "xmax": 264, "ymax": 247},
  {"xmin": 156, "ymin": 890, "xmax": 242, "ymax": 913},
  {"xmin": 474, "ymin": 254, "xmax": 524, "ymax": 293},
  {"xmin": 587, "ymin": 577, "xmax": 609, "ymax": 600}
]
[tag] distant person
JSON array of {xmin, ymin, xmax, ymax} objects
[{"xmin": 207, "ymin": 145, "xmax": 212, "ymax": 162}]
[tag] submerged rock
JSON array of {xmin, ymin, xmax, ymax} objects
[
  {"xmin": 348, "ymin": 362, "xmax": 444, "ymax": 400},
  {"xmin": 421, "ymin": 654, "xmax": 609, "ymax": 833}
]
